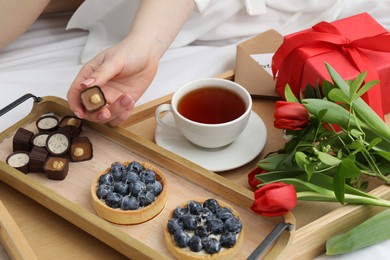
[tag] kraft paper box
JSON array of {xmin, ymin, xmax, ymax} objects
[
  {"xmin": 273, "ymin": 12, "xmax": 390, "ymax": 119},
  {"xmin": 234, "ymin": 29, "xmax": 283, "ymax": 98}
]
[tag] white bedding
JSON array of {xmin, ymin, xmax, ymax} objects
[{"xmin": 1, "ymin": 2, "xmax": 390, "ymax": 259}]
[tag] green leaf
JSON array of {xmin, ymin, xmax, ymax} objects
[
  {"xmin": 355, "ymin": 80, "xmax": 380, "ymax": 101},
  {"xmin": 317, "ymin": 151, "xmax": 341, "ymax": 166},
  {"xmin": 326, "ymin": 209, "xmax": 390, "ymax": 255},
  {"xmin": 368, "ymin": 137, "xmax": 382, "ymax": 151},
  {"xmin": 294, "ymin": 151, "xmax": 309, "ymax": 169},
  {"xmin": 257, "ymin": 154, "xmax": 291, "ymax": 171},
  {"xmin": 256, "ymin": 171, "xmax": 304, "ymax": 183},
  {"xmin": 349, "ymin": 70, "xmax": 366, "ymax": 98},
  {"xmin": 284, "ymin": 84, "xmax": 300, "ymax": 103},
  {"xmin": 328, "ymin": 88, "xmax": 350, "ymax": 104},
  {"xmin": 333, "ymin": 165, "xmax": 345, "ymax": 204},
  {"xmin": 340, "ymin": 157, "xmax": 361, "ymax": 178}
]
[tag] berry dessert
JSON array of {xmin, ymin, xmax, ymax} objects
[
  {"xmin": 91, "ymin": 161, "xmax": 167, "ymax": 225},
  {"xmin": 165, "ymin": 198, "xmax": 244, "ymax": 260}
]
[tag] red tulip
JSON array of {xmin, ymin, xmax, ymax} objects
[
  {"xmin": 251, "ymin": 182, "xmax": 297, "ymax": 217},
  {"xmin": 274, "ymin": 101, "xmax": 310, "ymax": 131},
  {"xmin": 247, "ymin": 167, "xmax": 266, "ymax": 191}
]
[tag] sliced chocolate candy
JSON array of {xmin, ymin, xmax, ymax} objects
[
  {"xmin": 80, "ymin": 85, "xmax": 106, "ymax": 112},
  {"xmin": 46, "ymin": 131, "xmax": 71, "ymax": 156},
  {"xmin": 6, "ymin": 152, "xmax": 30, "ymax": 174},
  {"xmin": 36, "ymin": 115, "xmax": 59, "ymax": 132},
  {"xmin": 59, "ymin": 116, "xmax": 83, "ymax": 137},
  {"xmin": 13, "ymin": 128, "xmax": 34, "ymax": 152},
  {"xmin": 31, "ymin": 132, "xmax": 50, "ymax": 148},
  {"xmin": 69, "ymin": 136, "xmax": 93, "ymax": 162},
  {"xmin": 44, "ymin": 156, "xmax": 69, "ymax": 180},
  {"xmin": 29, "ymin": 146, "xmax": 49, "ymax": 173}
]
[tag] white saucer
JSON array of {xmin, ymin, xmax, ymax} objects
[{"xmin": 155, "ymin": 111, "xmax": 267, "ymax": 172}]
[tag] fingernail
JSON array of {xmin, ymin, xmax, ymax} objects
[
  {"xmin": 120, "ymin": 95, "xmax": 133, "ymax": 107},
  {"xmin": 125, "ymin": 100, "xmax": 135, "ymax": 111},
  {"xmin": 74, "ymin": 111, "xmax": 83, "ymax": 119},
  {"xmin": 81, "ymin": 78, "xmax": 95, "ymax": 86},
  {"xmin": 98, "ymin": 112, "xmax": 108, "ymax": 120}
]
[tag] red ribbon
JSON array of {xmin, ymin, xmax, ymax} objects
[{"xmin": 272, "ymin": 17, "xmax": 390, "ymax": 118}]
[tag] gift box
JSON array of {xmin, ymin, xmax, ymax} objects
[
  {"xmin": 272, "ymin": 13, "xmax": 390, "ymax": 119},
  {"xmin": 234, "ymin": 29, "xmax": 283, "ymax": 98}
]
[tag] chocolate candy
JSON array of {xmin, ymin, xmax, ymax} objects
[
  {"xmin": 59, "ymin": 116, "xmax": 83, "ymax": 137},
  {"xmin": 6, "ymin": 152, "xmax": 30, "ymax": 174},
  {"xmin": 46, "ymin": 131, "xmax": 71, "ymax": 156},
  {"xmin": 44, "ymin": 156, "xmax": 69, "ymax": 180},
  {"xmin": 69, "ymin": 137, "xmax": 93, "ymax": 162},
  {"xmin": 13, "ymin": 128, "xmax": 34, "ymax": 152},
  {"xmin": 36, "ymin": 115, "xmax": 59, "ymax": 132},
  {"xmin": 29, "ymin": 146, "xmax": 49, "ymax": 173},
  {"xmin": 80, "ymin": 86, "xmax": 106, "ymax": 112},
  {"xmin": 31, "ymin": 132, "xmax": 49, "ymax": 148}
]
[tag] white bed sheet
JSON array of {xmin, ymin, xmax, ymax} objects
[{"xmin": 1, "ymin": 9, "xmax": 390, "ymax": 260}]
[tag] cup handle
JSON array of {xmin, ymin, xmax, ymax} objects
[{"xmin": 155, "ymin": 104, "xmax": 178, "ymax": 131}]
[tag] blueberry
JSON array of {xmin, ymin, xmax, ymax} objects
[
  {"xmin": 202, "ymin": 237, "xmax": 221, "ymax": 254},
  {"xmin": 173, "ymin": 206, "xmax": 189, "ymax": 219},
  {"xmin": 140, "ymin": 169, "xmax": 156, "ymax": 184},
  {"xmin": 126, "ymin": 161, "xmax": 143, "ymax": 173},
  {"xmin": 121, "ymin": 195, "xmax": 140, "ymax": 210},
  {"xmin": 131, "ymin": 181, "xmax": 146, "ymax": 197},
  {"xmin": 188, "ymin": 236, "xmax": 202, "ymax": 252},
  {"xmin": 110, "ymin": 162, "xmax": 126, "ymax": 181},
  {"xmin": 224, "ymin": 217, "xmax": 242, "ymax": 233},
  {"xmin": 207, "ymin": 218, "xmax": 224, "ymax": 235},
  {"xmin": 197, "ymin": 207, "xmax": 214, "ymax": 222},
  {"xmin": 179, "ymin": 215, "xmax": 197, "ymax": 231},
  {"xmin": 173, "ymin": 230, "xmax": 190, "ymax": 248},
  {"xmin": 167, "ymin": 218, "xmax": 183, "ymax": 234},
  {"xmin": 203, "ymin": 198, "xmax": 220, "ymax": 213},
  {"xmin": 146, "ymin": 181, "xmax": 163, "ymax": 196},
  {"xmin": 113, "ymin": 181, "xmax": 130, "ymax": 195},
  {"xmin": 138, "ymin": 191, "xmax": 155, "ymax": 207},
  {"xmin": 96, "ymin": 184, "xmax": 112, "ymax": 199},
  {"xmin": 215, "ymin": 207, "xmax": 233, "ymax": 222},
  {"xmin": 195, "ymin": 225, "xmax": 209, "ymax": 238},
  {"xmin": 105, "ymin": 192, "xmax": 123, "ymax": 208},
  {"xmin": 187, "ymin": 200, "xmax": 202, "ymax": 214},
  {"xmin": 220, "ymin": 232, "xmax": 237, "ymax": 248},
  {"xmin": 98, "ymin": 173, "xmax": 113, "ymax": 186},
  {"xmin": 125, "ymin": 170, "xmax": 140, "ymax": 183}
]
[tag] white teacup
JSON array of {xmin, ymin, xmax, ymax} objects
[{"xmin": 155, "ymin": 78, "xmax": 252, "ymax": 148}]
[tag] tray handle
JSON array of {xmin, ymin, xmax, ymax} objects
[
  {"xmin": 0, "ymin": 93, "xmax": 42, "ymax": 117},
  {"xmin": 247, "ymin": 222, "xmax": 294, "ymax": 260}
]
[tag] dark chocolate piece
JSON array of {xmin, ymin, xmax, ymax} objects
[
  {"xmin": 36, "ymin": 115, "xmax": 59, "ymax": 132},
  {"xmin": 69, "ymin": 136, "xmax": 93, "ymax": 162},
  {"xmin": 31, "ymin": 132, "xmax": 49, "ymax": 148},
  {"xmin": 29, "ymin": 146, "xmax": 49, "ymax": 173},
  {"xmin": 13, "ymin": 128, "xmax": 34, "ymax": 152},
  {"xmin": 44, "ymin": 156, "xmax": 69, "ymax": 180},
  {"xmin": 6, "ymin": 152, "xmax": 30, "ymax": 174},
  {"xmin": 46, "ymin": 131, "xmax": 71, "ymax": 156},
  {"xmin": 59, "ymin": 116, "xmax": 83, "ymax": 137},
  {"xmin": 80, "ymin": 85, "xmax": 106, "ymax": 112}
]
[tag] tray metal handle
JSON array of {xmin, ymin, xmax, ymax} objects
[
  {"xmin": 247, "ymin": 222, "xmax": 294, "ymax": 260},
  {"xmin": 0, "ymin": 93, "xmax": 42, "ymax": 117}
]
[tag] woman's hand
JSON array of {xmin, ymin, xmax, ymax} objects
[{"xmin": 67, "ymin": 35, "xmax": 158, "ymax": 126}]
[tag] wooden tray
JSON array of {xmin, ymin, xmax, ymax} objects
[
  {"xmin": 122, "ymin": 70, "xmax": 390, "ymax": 259},
  {"xmin": 0, "ymin": 95, "xmax": 294, "ymax": 259}
]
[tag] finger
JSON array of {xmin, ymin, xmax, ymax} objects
[{"xmin": 105, "ymin": 94, "xmax": 135, "ymax": 121}]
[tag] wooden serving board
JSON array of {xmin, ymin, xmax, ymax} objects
[
  {"xmin": 121, "ymin": 70, "xmax": 390, "ymax": 259},
  {"xmin": 0, "ymin": 94, "xmax": 293, "ymax": 259}
]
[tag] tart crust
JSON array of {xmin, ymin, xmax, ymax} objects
[
  {"xmin": 164, "ymin": 199, "xmax": 244, "ymax": 260},
  {"xmin": 91, "ymin": 161, "xmax": 168, "ymax": 225}
]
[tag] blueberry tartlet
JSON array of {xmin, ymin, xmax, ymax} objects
[
  {"xmin": 91, "ymin": 161, "xmax": 167, "ymax": 224},
  {"xmin": 165, "ymin": 198, "xmax": 244, "ymax": 259}
]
